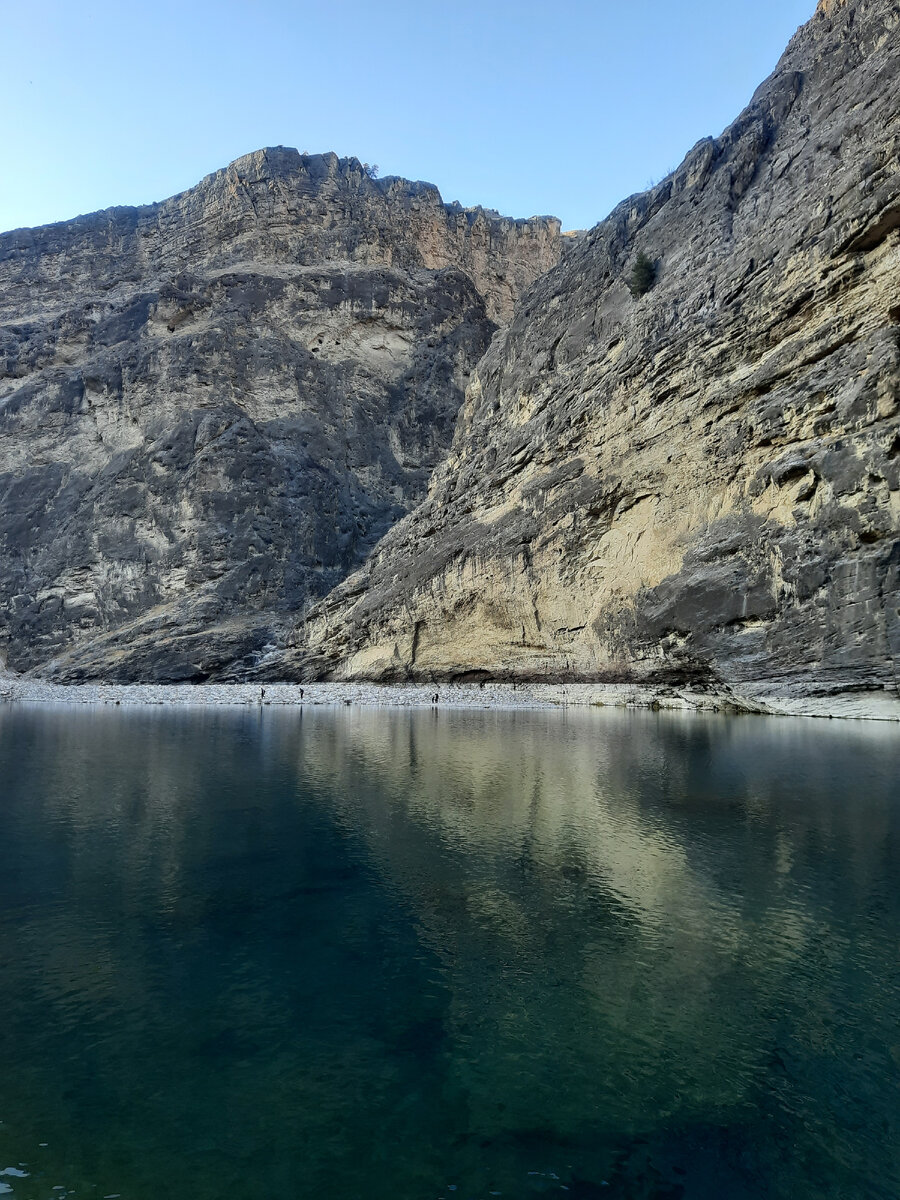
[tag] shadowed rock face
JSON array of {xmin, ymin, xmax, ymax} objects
[
  {"xmin": 0, "ymin": 149, "xmax": 561, "ymax": 680},
  {"xmin": 276, "ymin": 0, "xmax": 900, "ymax": 712}
]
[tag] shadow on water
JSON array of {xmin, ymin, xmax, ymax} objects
[{"xmin": 0, "ymin": 704, "xmax": 898, "ymax": 1199}]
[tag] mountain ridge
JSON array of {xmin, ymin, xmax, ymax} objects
[{"xmin": 2, "ymin": 147, "xmax": 561, "ymax": 239}]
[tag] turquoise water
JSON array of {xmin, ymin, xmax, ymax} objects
[{"xmin": 0, "ymin": 704, "xmax": 898, "ymax": 1200}]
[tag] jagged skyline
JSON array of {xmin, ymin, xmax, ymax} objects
[{"xmin": 5, "ymin": 0, "xmax": 814, "ymax": 235}]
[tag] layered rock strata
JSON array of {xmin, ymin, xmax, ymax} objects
[
  {"xmin": 277, "ymin": 0, "xmax": 900, "ymax": 713},
  {"xmin": 0, "ymin": 149, "xmax": 561, "ymax": 679}
]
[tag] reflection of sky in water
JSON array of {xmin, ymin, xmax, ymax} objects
[{"xmin": 0, "ymin": 705, "xmax": 898, "ymax": 1200}]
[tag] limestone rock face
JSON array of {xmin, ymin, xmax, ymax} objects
[
  {"xmin": 0, "ymin": 150, "xmax": 561, "ymax": 679},
  {"xmin": 278, "ymin": 0, "xmax": 900, "ymax": 712}
]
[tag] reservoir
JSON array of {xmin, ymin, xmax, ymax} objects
[{"xmin": 0, "ymin": 705, "xmax": 898, "ymax": 1200}]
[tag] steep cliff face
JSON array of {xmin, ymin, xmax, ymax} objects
[
  {"xmin": 0, "ymin": 149, "xmax": 561, "ymax": 679},
  {"xmin": 278, "ymin": 0, "xmax": 900, "ymax": 713}
]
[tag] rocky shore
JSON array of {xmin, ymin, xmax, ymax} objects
[{"xmin": 1, "ymin": 677, "xmax": 897, "ymax": 721}]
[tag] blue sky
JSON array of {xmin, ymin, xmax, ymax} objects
[{"xmin": 4, "ymin": 0, "xmax": 815, "ymax": 235}]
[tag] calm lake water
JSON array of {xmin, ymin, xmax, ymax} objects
[{"xmin": 0, "ymin": 705, "xmax": 898, "ymax": 1200}]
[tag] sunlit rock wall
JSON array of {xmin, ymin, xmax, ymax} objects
[{"xmin": 280, "ymin": 0, "xmax": 900, "ymax": 714}]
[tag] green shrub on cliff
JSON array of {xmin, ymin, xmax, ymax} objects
[{"xmin": 629, "ymin": 251, "xmax": 657, "ymax": 298}]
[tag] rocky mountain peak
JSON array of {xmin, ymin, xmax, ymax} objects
[
  {"xmin": 0, "ymin": 153, "xmax": 561, "ymax": 681},
  {"xmin": 816, "ymin": 0, "xmax": 850, "ymax": 14}
]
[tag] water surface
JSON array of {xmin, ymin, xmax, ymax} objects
[{"xmin": 0, "ymin": 705, "xmax": 898, "ymax": 1199}]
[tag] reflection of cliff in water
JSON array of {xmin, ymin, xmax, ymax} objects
[
  {"xmin": 290, "ymin": 706, "xmax": 900, "ymax": 1160},
  {"xmin": 1, "ymin": 705, "xmax": 898, "ymax": 1198}
]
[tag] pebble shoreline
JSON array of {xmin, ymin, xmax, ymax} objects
[
  {"xmin": 0, "ymin": 680, "xmax": 679, "ymax": 711},
  {"xmin": 0, "ymin": 679, "xmax": 898, "ymax": 720}
]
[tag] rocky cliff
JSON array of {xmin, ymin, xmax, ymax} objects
[
  {"xmin": 275, "ymin": 0, "xmax": 900, "ymax": 714},
  {"xmin": 0, "ymin": 149, "xmax": 561, "ymax": 679}
]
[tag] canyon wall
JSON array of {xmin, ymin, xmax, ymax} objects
[
  {"xmin": 275, "ymin": 0, "xmax": 900, "ymax": 714},
  {"xmin": 0, "ymin": 150, "xmax": 561, "ymax": 679}
]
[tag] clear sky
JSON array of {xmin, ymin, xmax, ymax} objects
[{"xmin": 4, "ymin": 0, "xmax": 816, "ymax": 235}]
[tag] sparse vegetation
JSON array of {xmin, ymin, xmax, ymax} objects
[
  {"xmin": 629, "ymin": 251, "xmax": 657, "ymax": 298},
  {"xmin": 362, "ymin": 162, "xmax": 379, "ymax": 179}
]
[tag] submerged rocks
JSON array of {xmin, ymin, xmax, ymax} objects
[{"xmin": 276, "ymin": 0, "xmax": 900, "ymax": 715}]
